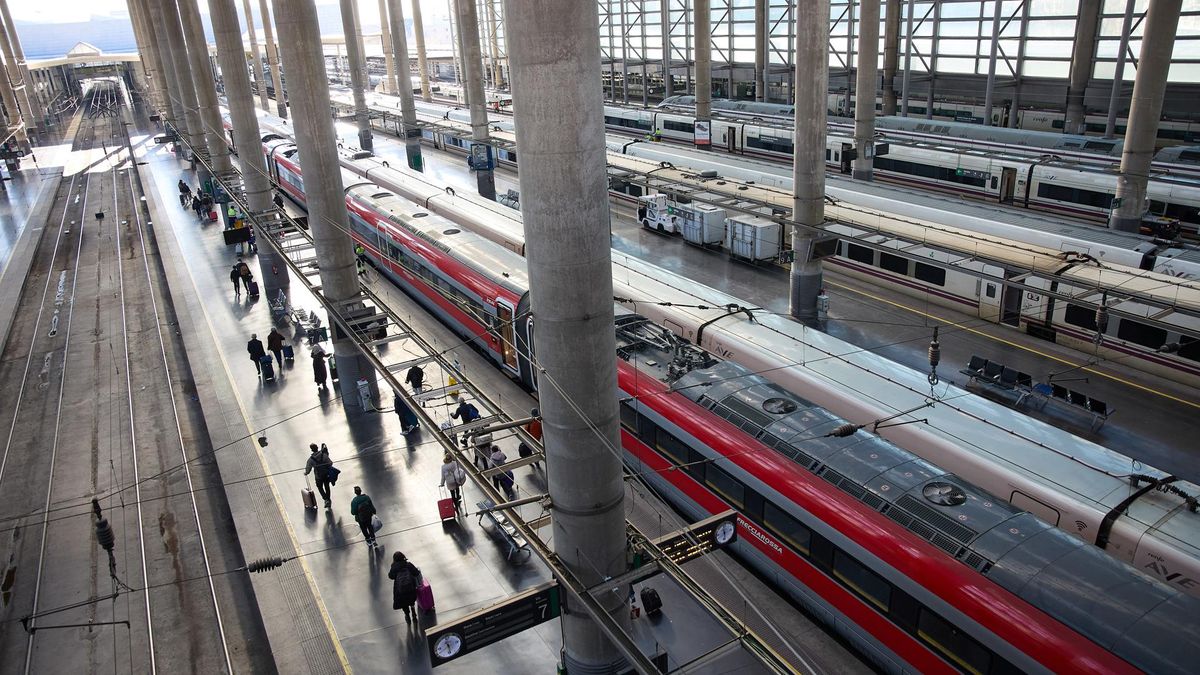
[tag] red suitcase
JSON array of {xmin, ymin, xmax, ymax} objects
[
  {"xmin": 438, "ymin": 497, "xmax": 456, "ymax": 520},
  {"xmin": 416, "ymin": 578, "xmax": 435, "ymax": 612}
]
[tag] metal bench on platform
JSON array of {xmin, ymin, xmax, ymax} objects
[{"xmin": 475, "ymin": 498, "xmax": 532, "ymax": 561}]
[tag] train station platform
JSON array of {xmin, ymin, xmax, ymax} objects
[{"xmin": 131, "ymin": 110, "xmax": 869, "ymax": 674}]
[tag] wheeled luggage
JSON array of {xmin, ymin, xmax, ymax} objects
[
  {"xmin": 282, "ymin": 344, "xmax": 295, "ymax": 362},
  {"xmin": 208, "ymin": 210, "xmax": 218, "ymax": 222},
  {"xmin": 416, "ymin": 579, "xmax": 435, "ymax": 612},
  {"xmin": 301, "ymin": 486, "xmax": 317, "ymax": 510},
  {"xmin": 437, "ymin": 486, "xmax": 457, "ymax": 520},
  {"xmin": 247, "ymin": 280, "xmax": 260, "ymax": 298},
  {"xmin": 640, "ymin": 587, "xmax": 663, "ymax": 616},
  {"xmin": 260, "ymin": 355, "xmax": 275, "ymax": 381}
]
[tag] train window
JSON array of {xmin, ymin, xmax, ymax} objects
[
  {"xmin": 1036, "ymin": 183, "xmax": 1114, "ymax": 209},
  {"xmin": 663, "ymin": 120, "xmax": 695, "ymax": 134},
  {"xmin": 1179, "ymin": 150, "xmax": 1200, "ymax": 163},
  {"xmin": 705, "ymin": 463, "xmax": 745, "ymax": 509},
  {"xmin": 832, "ymin": 550, "xmax": 892, "ymax": 612},
  {"xmin": 990, "ymin": 176, "xmax": 998, "ymax": 190},
  {"xmin": 1063, "ymin": 303, "xmax": 1098, "ymax": 331},
  {"xmin": 845, "ymin": 243, "xmax": 874, "ymax": 265},
  {"xmin": 1116, "ymin": 320, "xmax": 1168, "ymax": 350},
  {"xmin": 1179, "ymin": 336, "xmax": 1200, "ymax": 362},
  {"xmin": 655, "ymin": 427, "xmax": 690, "ymax": 466},
  {"xmin": 620, "ymin": 402, "xmax": 639, "ymax": 433},
  {"xmin": 914, "ymin": 262, "xmax": 946, "ymax": 286},
  {"xmin": 916, "ymin": 609, "xmax": 992, "ymax": 675},
  {"xmin": 879, "ymin": 252, "xmax": 909, "ymax": 276},
  {"xmin": 746, "ymin": 135, "xmax": 794, "ymax": 155},
  {"xmin": 762, "ymin": 502, "xmax": 811, "ymax": 554}
]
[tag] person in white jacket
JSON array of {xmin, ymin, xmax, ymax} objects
[{"xmin": 439, "ymin": 453, "xmax": 467, "ymax": 512}]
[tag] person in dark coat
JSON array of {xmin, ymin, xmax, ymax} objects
[
  {"xmin": 349, "ymin": 486, "xmax": 377, "ymax": 547},
  {"xmin": 450, "ymin": 398, "xmax": 481, "ymax": 424},
  {"xmin": 267, "ymin": 328, "xmax": 285, "ymax": 368},
  {"xmin": 394, "ymin": 391, "xmax": 419, "ymax": 434},
  {"xmin": 404, "ymin": 364, "xmax": 425, "ymax": 394},
  {"xmin": 388, "ymin": 551, "xmax": 422, "ymax": 625},
  {"xmin": 304, "ymin": 442, "xmax": 334, "ymax": 508},
  {"xmin": 177, "ymin": 179, "xmax": 191, "ymax": 206},
  {"xmin": 191, "ymin": 194, "xmax": 203, "ymax": 219},
  {"xmin": 311, "ymin": 343, "xmax": 329, "ymax": 391},
  {"xmin": 230, "ymin": 265, "xmax": 241, "ymax": 297},
  {"xmin": 247, "ymin": 333, "xmax": 266, "ymax": 375}
]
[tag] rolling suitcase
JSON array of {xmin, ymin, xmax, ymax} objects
[
  {"xmin": 247, "ymin": 280, "xmax": 260, "ymax": 298},
  {"xmin": 301, "ymin": 486, "xmax": 318, "ymax": 510},
  {"xmin": 639, "ymin": 587, "xmax": 663, "ymax": 616},
  {"xmin": 282, "ymin": 345, "xmax": 295, "ymax": 362},
  {"xmin": 208, "ymin": 210, "xmax": 218, "ymax": 222},
  {"xmin": 416, "ymin": 578, "xmax": 435, "ymax": 612},
  {"xmin": 437, "ymin": 487, "xmax": 457, "ymax": 521},
  {"xmin": 260, "ymin": 355, "xmax": 275, "ymax": 381}
]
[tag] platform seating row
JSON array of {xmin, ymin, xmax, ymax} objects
[{"xmin": 961, "ymin": 355, "xmax": 1115, "ymax": 430}]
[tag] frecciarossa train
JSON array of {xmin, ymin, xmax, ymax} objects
[{"xmin": 258, "ymin": 134, "xmax": 1199, "ymax": 674}]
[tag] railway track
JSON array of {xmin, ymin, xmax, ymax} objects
[{"xmin": 0, "ymin": 86, "xmax": 238, "ymax": 673}]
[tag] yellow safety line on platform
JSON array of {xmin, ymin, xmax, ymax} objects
[
  {"xmin": 826, "ymin": 279, "xmax": 1200, "ymax": 411},
  {"xmin": 147, "ymin": 159, "xmax": 354, "ymax": 674}
]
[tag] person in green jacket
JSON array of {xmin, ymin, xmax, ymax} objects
[{"xmin": 350, "ymin": 486, "xmax": 378, "ymax": 547}]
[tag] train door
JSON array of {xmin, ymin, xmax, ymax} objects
[
  {"xmin": 978, "ymin": 265, "xmax": 1004, "ymax": 322},
  {"xmin": 999, "ymin": 274, "xmax": 1022, "ymax": 327},
  {"xmin": 727, "ymin": 130, "xmax": 736, "ymax": 154},
  {"xmin": 495, "ymin": 299, "xmax": 520, "ymax": 375},
  {"xmin": 999, "ymin": 167, "xmax": 1017, "ymax": 204}
]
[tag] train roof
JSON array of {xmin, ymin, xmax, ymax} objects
[{"xmin": 617, "ymin": 312, "xmax": 1200, "ymax": 673}]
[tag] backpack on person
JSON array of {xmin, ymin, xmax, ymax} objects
[
  {"xmin": 395, "ymin": 565, "xmax": 417, "ymax": 594},
  {"xmin": 237, "ymin": 261, "xmax": 251, "ymax": 278}
]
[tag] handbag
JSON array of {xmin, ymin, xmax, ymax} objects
[
  {"xmin": 454, "ymin": 465, "xmax": 467, "ymax": 485},
  {"xmin": 371, "ymin": 514, "xmax": 383, "ymax": 533},
  {"xmin": 326, "ymin": 465, "xmax": 341, "ymax": 485}
]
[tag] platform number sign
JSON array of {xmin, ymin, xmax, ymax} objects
[{"xmin": 426, "ymin": 581, "xmax": 561, "ymax": 667}]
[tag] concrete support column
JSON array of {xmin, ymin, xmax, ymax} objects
[
  {"xmin": 144, "ymin": 0, "xmax": 188, "ymax": 139},
  {"xmin": 754, "ymin": 0, "xmax": 767, "ymax": 101},
  {"xmin": 1110, "ymin": 0, "xmax": 1182, "ymax": 232},
  {"xmin": 340, "ymin": 0, "xmax": 374, "ymax": 152},
  {"xmin": 982, "ymin": 0, "xmax": 1003, "ymax": 126},
  {"xmin": 506, "ymin": 0, "xmax": 629, "ymax": 671},
  {"xmin": 411, "ymin": 0, "xmax": 432, "ymax": 101},
  {"xmin": 1105, "ymin": 0, "xmax": 1137, "ymax": 138},
  {"xmin": 0, "ymin": 46, "xmax": 26, "ymax": 150},
  {"xmin": 259, "ymin": 0, "xmax": 287, "ymax": 118},
  {"xmin": 661, "ymin": 3, "xmax": 672, "ymax": 97},
  {"xmin": 377, "ymin": 0, "xmax": 398, "ymax": 94},
  {"xmin": 0, "ymin": 18, "xmax": 30, "ymax": 147},
  {"xmin": 179, "ymin": 0, "xmax": 233, "ymax": 174},
  {"xmin": 881, "ymin": 0, "xmax": 900, "ymax": 115},
  {"xmin": 158, "ymin": 1, "xmax": 203, "ymax": 154},
  {"xmin": 0, "ymin": 0, "xmax": 35, "ymax": 132},
  {"xmin": 1065, "ymin": 0, "xmax": 1102, "ymax": 135},
  {"xmin": 242, "ymin": 0, "xmax": 269, "ymax": 111},
  {"xmin": 900, "ymin": 0, "xmax": 913, "ymax": 116},
  {"xmin": 126, "ymin": 0, "xmax": 167, "ymax": 113},
  {"xmin": 453, "ymin": 0, "xmax": 496, "ymax": 198},
  {"xmin": 387, "ymin": 0, "xmax": 425, "ymax": 171},
  {"xmin": 484, "ymin": 0, "xmax": 502, "ymax": 88},
  {"xmin": 694, "ymin": 0, "xmax": 711, "ymax": 148},
  {"xmin": 853, "ymin": 0, "xmax": 880, "ymax": 181},
  {"xmin": 210, "ymin": 0, "xmax": 290, "ymax": 295},
  {"xmin": 274, "ymin": 0, "xmax": 374, "ymax": 405},
  {"xmin": 791, "ymin": 0, "xmax": 827, "ymax": 323}
]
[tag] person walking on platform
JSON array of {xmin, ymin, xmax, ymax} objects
[
  {"xmin": 177, "ymin": 179, "xmax": 191, "ymax": 206},
  {"xmin": 394, "ymin": 390, "xmax": 419, "ymax": 434},
  {"xmin": 524, "ymin": 408, "xmax": 542, "ymax": 443},
  {"xmin": 273, "ymin": 191, "xmax": 285, "ymax": 210},
  {"xmin": 230, "ymin": 264, "xmax": 242, "ymax": 297},
  {"xmin": 450, "ymin": 398, "xmax": 481, "ymax": 424},
  {"xmin": 236, "ymin": 258, "xmax": 253, "ymax": 292},
  {"xmin": 304, "ymin": 443, "xmax": 334, "ymax": 508},
  {"xmin": 404, "ymin": 364, "xmax": 424, "ymax": 395},
  {"xmin": 439, "ymin": 453, "xmax": 467, "ymax": 512},
  {"xmin": 267, "ymin": 328, "xmax": 285, "ymax": 369},
  {"xmin": 489, "ymin": 446, "xmax": 517, "ymax": 500},
  {"xmin": 247, "ymin": 334, "xmax": 267, "ymax": 375},
  {"xmin": 388, "ymin": 552, "xmax": 422, "ymax": 625},
  {"xmin": 350, "ymin": 486, "xmax": 378, "ymax": 547},
  {"xmin": 191, "ymin": 194, "xmax": 203, "ymax": 219},
  {"xmin": 311, "ymin": 343, "xmax": 329, "ymax": 391}
]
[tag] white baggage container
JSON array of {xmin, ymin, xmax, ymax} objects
[
  {"xmin": 725, "ymin": 214, "xmax": 781, "ymax": 261},
  {"xmin": 677, "ymin": 203, "xmax": 727, "ymax": 246}
]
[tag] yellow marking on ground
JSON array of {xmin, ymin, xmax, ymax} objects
[
  {"xmin": 146, "ymin": 163, "xmax": 354, "ymax": 673},
  {"xmin": 825, "ymin": 278, "xmax": 1200, "ymax": 410}
]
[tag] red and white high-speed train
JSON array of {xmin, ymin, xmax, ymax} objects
[
  {"xmin": 238, "ymin": 110, "xmax": 1200, "ymax": 598},
  {"xmin": 249, "ymin": 129, "xmax": 1200, "ymax": 672}
]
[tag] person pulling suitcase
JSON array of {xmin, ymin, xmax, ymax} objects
[{"xmin": 247, "ymin": 334, "xmax": 267, "ymax": 376}]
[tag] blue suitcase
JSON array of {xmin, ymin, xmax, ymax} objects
[
  {"xmin": 260, "ymin": 355, "xmax": 275, "ymax": 381},
  {"xmin": 281, "ymin": 344, "xmax": 295, "ymax": 362}
]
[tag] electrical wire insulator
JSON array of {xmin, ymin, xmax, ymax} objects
[
  {"xmin": 1094, "ymin": 306, "xmax": 1109, "ymax": 334},
  {"xmin": 95, "ymin": 517, "xmax": 115, "ymax": 552},
  {"xmin": 245, "ymin": 556, "xmax": 287, "ymax": 573},
  {"xmin": 828, "ymin": 423, "xmax": 860, "ymax": 438},
  {"xmin": 927, "ymin": 327, "xmax": 941, "ymax": 386}
]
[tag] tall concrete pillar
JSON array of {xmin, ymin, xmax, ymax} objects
[
  {"xmin": 881, "ymin": 0, "xmax": 900, "ymax": 115},
  {"xmin": 1105, "ymin": 0, "xmax": 1137, "ymax": 138},
  {"xmin": 211, "ymin": 0, "xmax": 290, "ymax": 295},
  {"xmin": 125, "ymin": 0, "xmax": 167, "ymax": 113},
  {"xmin": 1065, "ymin": 0, "xmax": 1102, "ymax": 135},
  {"xmin": 259, "ymin": 0, "xmax": 287, "ymax": 118},
  {"xmin": 377, "ymin": 0, "xmax": 398, "ymax": 94},
  {"xmin": 274, "ymin": 0, "xmax": 374, "ymax": 404},
  {"xmin": 900, "ymin": 0, "xmax": 913, "ymax": 116},
  {"xmin": 0, "ymin": 18, "xmax": 31, "ymax": 144},
  {"xmin": 157, "ymin": 1, "xmax": 203, "ymax": 154},
  {"xmin": 0, "ymin": 47, "xmax": 26, "ymax": 150},
  {"xmin": 340, "ymin": 0, "xmax": 374, "ymax": 152},
  {"xmin": 484, "ymin": 0, "xmax": 502, "ymax": 88},
  {"xmin": 453, "ymin": 0, "xmax": 496, "ymax": 198},
  {"xmin": 0, "ymin": 0, "xmax": 36, "ymax": 132},
  {"xmin": 242, "ymin": 0, "xmax": 269, "ymax": 111},
  {"xmin": 179, "ymin": 0, "xmax": 233, "ymax": 174},
  {"xmin": 506, "ymin": 0, "xmax": 629, "ymax": 671},
  {"xmin": 791, "ymin": 0, "xmax": 827, "ymax": 323},
  {"xmin": 853, "ymin": 0, "xmax": 880, "ymax": 181},
  {"xmin": 1110, "ymin": 0, "xmax": 1182, "ymax": 232},
  {"xmin": 660, "ymin": 5, "xmax": 673, "ymax": 97},
  {"xmin": 144, "ymin": 0, "xmax": 188, "ymax": 139},
  {"xmin": 411, "ymin": 0, "xmax": 432, "ymax": 101},
  {"xmin": 387, "ymin": 0, "xmax": 425, "ymax": 171},
  {"xmin": 982, "ymin": 0, "xmax": 1003, "ymax": 126},
  {"xmin": 754, "ymin": 0, "xmax": 767, "ymax": 102},
  {"xmin": 694, "ymin": 0, "xmax": 711, "ymax": 148}
]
